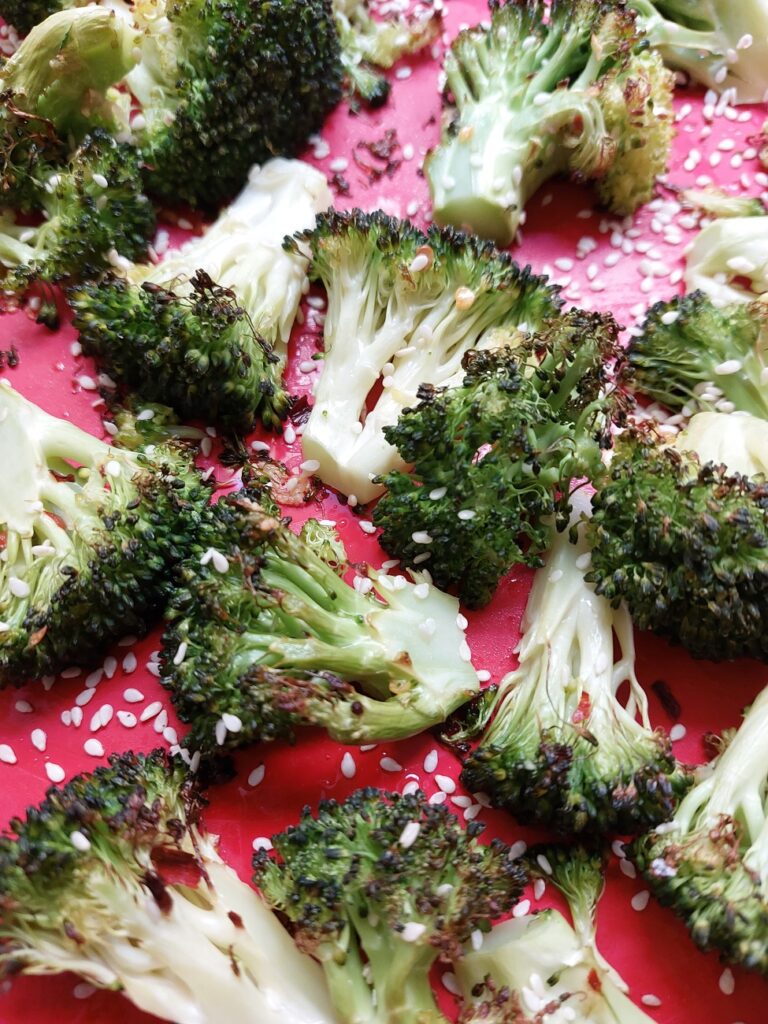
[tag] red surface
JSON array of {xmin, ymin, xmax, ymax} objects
[{"xmin": 0, "ymin": 3, "xmax": 766, "ymax": 1022}]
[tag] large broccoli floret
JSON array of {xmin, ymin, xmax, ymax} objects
[
  {"xmin": 0, "ymin": 750, "xmax": 338, "ymax": 1024},
  {"xmin": 71, "ymin": 159, "xmax": 330, "ymax": 432},
  {"xmin": 162, "ymin": 493, "xmax": 480, "ymax": 755},
  {"xmin": 630, "ymin": 0, "xmax": 768, "ymax": 102},
  {"xmin": 632, "ymin": 684, "xmax": 768, "ymax": 976},
  {"xmin": 0, "ymin": 381, "xmax": 210, "ymax": 686},
  {"xmin": 373, "ymin": 309, "xmax": 623, "ymax": 609},
  {"xmin": 425, "ymin": 0, "xmax": 674, "ymax": 246},
  {"xmin": 586, "ymin": 425, "xmax": 768, "ymax": 661},
  {"xmin": 254, "ymin": 787, "xmax": 526, "ymax": 1024},
  {"xmin": 456, "ymin": 846, "xmax": 656, "ymax": 1023},
  {"xmin": 684, "ymin": 211, "xmax": 768, "ymax": 304},
  {"xmin": 288, "ymin": 208, "xmax": 561, "ymax": 502},
  {"xmin": 461, "ymin": 497, "xmax": 690, "ymax": 835},
  {"xmin": 628, "ymin": 291, "xmax": 768, "ymax": 419}
]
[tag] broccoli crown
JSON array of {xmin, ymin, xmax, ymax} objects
[
  {"xmin": 254, "ymin": 787, "xmax": 526, "ymax": 1024},
  {"xmin": 0, "ymin": 96, "xmax": 68, "ymax": 212},
  {"xmin": 628, "ymin": 291, "xmax": 768, "ymax": 419},
  {"xmin": 631, "ymin": 684, "xmax": 768, "ymax": 977},
  {"xmin": 685, "ymin": 214, "xmax": 768, "ymax": 305},
  {"xmin": 162, "ymin": 494, "xmax": 480, "ymax": 754},
  {"xmin": 0, "ymin": 1, "xmax": 67, "ymax": 37},
  {"xmin": 460, "ymin": 507, "xmax": 691, "ymax": 834},
  {"xmin": 426, "ymin": 0, "xmax": 674, "ymax": 245},
  {"xmin": 0, "ymin": 382, "xmax": 210, "ymax": 686},
  {"xmin": 586, "ymin": 429, "xmax": 768, "ymax": 661},
  {"xmin": 289, "ymin": 207, "xmax": 562, "ymax": 502},
  {"xmin": 373, "ymin": 309, "xmax": 623, "ymax": 608}
]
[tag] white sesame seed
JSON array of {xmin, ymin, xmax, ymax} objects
[
  {"xmin": 470, "ymin": 929, "xmax": 483, "ymax": 951},
  {"xmin": 0, "ymin": 744, "xmax": 17, "ymax": 765},
  {"xmin": 442, "ymin": 972, "xmax": 460, "ymax": 995},
  {"xmin": 71, "ymin": 707, "xmax": 83, "ymax": 728},
  {"xmin": 329, "ymin": 157, "xmax": 348, "ymax": 171},
  {"xmin": 124, "ymin": 688, "xmax": 144, "ymax": 704},
  {"xmin": 103, "ymin": 656, "xmax": 117, "ymax": 679},
  {"xmin": 85, "ymin": 669, "xmax": 102, "ymax": 688},
  {"xmin": 173, "ymin": 642, "xmax": 188, "ymax": 666},
  {"xmin": 215, "ymin": 718, "xmax": 228, "ymax": 745},
  {"xmin": 641, "ymin": 995, "xmax": 662, "ymax": 1008},
  {"xmin": 140, "ymin": 700, "xmax": 163, "ymax": 722},
  {"xmin": 477, "ymin": 669, "xmax": 491, "ymax": 682},
  {"xmin": 283, "ymin": 423, "xmax": 296, "ymax": 445},
  {"xmin": 631, "ymin": 890, "xmax": 650, "ymax": 911},
  {"xmin": 620, "ymin": 858, "xmax": 637, "ymax": 879},
  {"xmin": 8, "ymin": 576, "xmax": 29, "ymax": 599},
  {"xmin": 117, "ymin": 711, "xmax": 137, "ymax": 728},
  {"xmin": 70, "ymin": 830, "xmax": 91, "ymax": 852},
  {"xmin": 457, "ymin": 509, "xmax": 476, "ymax": 521},
  {"xmin": 670, "ymin": 724, "xmax": 687, "ymax": 742},
  {"xmin": 252, "ymin": 837, "xmax": 273, "ymax": 852},
  {"xmin": 248, "ymin": 764, "xmax": 266, "ymax": 787},
  {"xmin": 459, "ymin": 639, "xmax": 472, "ymax": 662},
  {"xmin": 399, "ymin": 822, "xmax": 421, "ymax": 848},
  {"xmin": 359, "ymin": 520, "xmax": 377, "ymax": 535},
  {"xmin": 719, "ymin": 968, "xmax": 735, "ymax": 995},
  {"xmin": 163, "ymin": 727, "xmax": 178, "ymax": 745},
  {"xmin": 380, "ymin": 756, "xmax": 402, "ymax": 772},
  {"xmin": 30, "ymin": 728, "xmax": 46, "ymax": 752},
  {"xmin": 402, "ymin": 780, "xmax": 420, "ymax": 796},
  {"xmin": 14, "ymin": 700, "xmax": 33, "ymax": 714},
  {"xmin": 122, "ymin": 652, "xmax": 137, "ymax": 673},
  {"xmin": 714, "ymin": 359, "xmax": 743, "ymax": 375},
  {"xmin": 536, "ymin": 854, "xmax": 553, "ymax": 875},
  {"xmin": 533, "ymin": 878, "xmax": 546, "ymax": 900},
  {"xmin": 423, "ymin": 749, "xmax": 438, "ymax": 773},
  {"xmin": 222, "ymin": 712, "xmax": 242, "ymax": 733},
  {"xmin": 412, "ymin": 531, "xmax": 432, "ymax": 544},
  {"xmin": 84, "ymin": 738, "xmax": 105, "ymax": 757},
  {"xmin": 660, "ymin": 311, "xmax": 679, "ymax": 326},
  {"xmin": 435, "ymin": 774, "xmax": 456, "ymax": 794},
  {"xmin": 512, "ymin": 899, "xmax": 531, "ymax": 918},
  {"xmin": 73, "ymin": 983, "xmax": 96, "ymax": 999},
  {"xmin": 401, "ymin": 921, "xmax": 427, "ymax": 942},
  {"xmin": 429, "ymin": 487, "xmax": 447, "ymax": 500},
  {"xmin": 612, "ymin": 839, "xmax": 627, "ymax": 859},
  {"xmin": 45, "ymin": 762, "xmax": 65, "ymax": 783},
  {"xmin": 340, "ymin": 752, "xmax": 357, "ymax": 779},
  {"xmin": 75, "ymin": 688, "xmax": 96, "ymax": 707}
]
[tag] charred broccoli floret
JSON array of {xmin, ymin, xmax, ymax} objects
[
  {"xmin": 0, "ymin": 750, "xmax": 338, "ymax": 1024},
  {"xmin": 373, "ymin": 309, "xmax": 623, "ymax": 608},
  {"xmin": 426, "ymin": 0, "xmax": 674, "ymax": 246},
  {"xmin": 288, "ymin": 208, "xmax": 561, "ymax": 502},
  {"xmin": 162, "ymin": 494, "xmax": 480, "ymax": 755},
  {"xmin": 0, "ymin": 381, "xmax": 209, "ymax": 686},
  {"xmin": 254, "ymin": 787, "xmax": 526, "ymax": 1024},
  {"xmin": 0, "ymin": 1, "xmax": 64, "ymax": 36}
]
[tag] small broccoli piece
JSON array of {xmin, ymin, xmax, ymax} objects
[
  {"xmin": 630, "ymin": 0, "xmax": 768, "ymax": 102},
  {"xmin": 254, "ymin": 787, "xmax": 526, "ymax": 1024},
  {"xmin": 586, "ymin": 427, "xmax": 768, "ymax": 661},
  {"xmin": 456, "ymin": 846, "xmax": 656, "ymax": 1023},
  {"xmin": 373, "ymin": 309, "xmax": 622, "ymax": 608},
  {"xmin": 461, "ymin": 497, "xmax": 690, "ymax": 835},
  {"xmin": 684, "ymin": 212, "xmax": 768, "ymax": 304},
  {"xmin": 333, "ymin": 0, "xmax": 441, "ymax": 105},
  {"xmin": 678, "ymin": 410, "xmax": 768, "ymax": 478},
  {"xmin": 162, "ymin": 494, "xmax": 480, "ymax": 754},
  {"xmin": 288, "ymin": 208, "xmax": 561, "ymax": 502},
  {"xmin": 0, "ymin": 750, "xmax": 338, "ymax": 1023},
  {"xmin": 682, "ymin": 187, "xmax": 766, "ymax": 219},
  {"xmin": 299, "ymin": 518, "xmax": 349, "ymax": 575},
  {"xmin": 0, "ymin": 130, "xmax": 155, "ymax": 292},
  {"xmin": 628, "ymin": 291, "xmax": 768, "ymax": 419},
  {"xmin": 0, "ymin": 1, "xmax": 66, "ymax": 36},
  {"xmin": 632, "ymin": 684, "xmax": 768, "ymax": 976},
  {"xmin": 425, "ymin": 0, "xmax": 674, "ymax": 246},
  {"xmin": 0, "ymin": 380, "xmax": 210, "ymax": 686},
  {"xmin": 72, "ymin": 159, "xmax": 330, "ymax": 432}
]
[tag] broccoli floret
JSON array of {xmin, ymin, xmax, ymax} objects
[
  {"xmin": 628, "ymin": 291, "xmax": 768, "ymax": 419},
  {"xmin": 425, "ymin": 0, "xmax": 674, "ymax": 246},
  {"xmin": 0, "ymin": 130, "xmax": 155, "ymax": 292},
  {"xmin": 456, "ymin": 846, "xmax": 656, "ymax": 1023},
  {"xmin": 630, "ymin": 0, "xmax": 768, "ymax": 102},
  {"xmin": 299, "ymin": 518, "xmax": 348, "ymax": 575},
  {"xmin": 677, "ymin": 410, "xmax": 768, "ymax": 478},
  {"xmin": 162, "ymin": 494, "xmax": 480, "ymax": 754},
  {"xmin": 287, "ymin": 208, "xmax": 561, "ymax": 502},
  {"xmin": 0, "ymin": 381, "xmax": 210, "ymax": 686},
  {"xmin": 632, "ymin": 684, "xmax": 768, "ymax": 976},
  {"xmin": 684, "ymin": 212, "xmax": 768, "ymax": 304},
  {"xmin": 0, "ymin": 749, "xmax": 338, "ymax": 1023},
  {"xmin": 586, "ymin": 427, "xmax": 768, "ymax": 661},
  {"xmin": 0, "ymin": 1, "xmax": 65, "ymax": 36},
  {"xmin": 373, "ymin": 309, "xmax": 623, "ymax": 608},
  {"xmin": 682, "ymin": 186, "xmax": 766, "ymax": 220},
  {"xmin": 254, "ymin": 787, "xmax": 526, "ymax": 1024},
  {"xmin": 333, "ymin": 0, "xmax": 441, "ymax": 106},
  {"xmin": 72, "ymin": 159, "xmax": 330, "ymax": 432},
  {"xmin": 461, "ymin": 497, "xmax": 690, "ymax": 835}
]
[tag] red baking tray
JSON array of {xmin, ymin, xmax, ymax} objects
[{"xmin": 0, "ymin": 3, "xmax": 765, "ymax": 1022}]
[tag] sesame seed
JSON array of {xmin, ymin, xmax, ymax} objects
[
  {"xmin": 341, "ymin": 752, "xmax": 357, "ymax": 779},
  {"xmin": 8, "ymin": 577, "xmax": 29, "ymax": 599},
  {"xmin": 163, "ymin": 727, "xmax": 178, "ymax": 745},
  {"xmin": 423, "ymin": 749, "xmax": 438, "ymax": 773},
  {"xmin": 477, "ymin": 669, "xmax": 491, "ymax": 682},
  {"xmin": 670, "ymin": 724, "xmax": 687, "ymax": 742},
  {"xmin": 122, "ymin": 652, "xmax": 137, "ymax": 673},
  {"xmin": 641, "ymin": 995, "xmax": 662, "ymax": 1008},
  {"xmin": 248, "ymin": 764, "xmax": 266, "ymax": 786},
  {"xmin": 103, "ymin": 656, "xmax": 117, "ymax": 679},
  {"xmin": 117, "ymin": 711, "xmax": 137, "ymax": 728},
  {"xmin": 70, "ymin": 830, "xmax": 91, "ymax": 852},
  {"xmin": 412, "ymin": 531, "xmax": 433, "ymax": 544},
  {"xmin": 124, "ymin": 688, "xmax": 144, "ymax": 703},
  {"xmin": 660, "ymin": 311, "xmax": 679, "ymax": 326},
  {"xmin": 222, "ymin": 712, "xmax": 243, "ymax": 733},
  {"xmin": 401, "ymin": 921, "xmax": 427, "ymax": 942},
  {"xmin": 719, "ymin": 968, "xmax": 735, "ymax": 995},
  {"xmin": 31, "ymin": 728, "xmax": 46, "ymax": 752},
  {"xmin": 513, "ymin": 899, "xmax": 531, "ymax": 918},
  {"xmin": 14, "ymin": 700, "xmax": 32, "ymax": 714},
  {"xmin": 536, "ymin": 853, "xmax": 553, "ymax": 875},
  {"xmin": 283, "ymin": 423, "xmax": 296, "ymax": 445},
  {"xmin": 70, "ymin": 707, "xmax": 83, "ymax": 727},
  {"xmin": 84, "ymin": 738, "xmax": 105, "ymax": 757},
  {"xmin": 620, "ymin": 858, "xmax": 637, "ymax": 879},
  {"xmin": 457, "ymin": 509, "xmax": 476, "ymax": 520},
  {"xmin": 380, "ymin": 756, "xmax": 403, "ymax": 772},
  {"xmin": 215, "ymin": 719, "xmax": 227, "ymax": 745},
  {"xmin": 85, "ymin": 670, "xmax": 102, "ymax": 688},
  {"xmin": 612, "ymin": 839, "xmax": 627, "ymax": 859},
  {"xmin": 631, "ymin": 890, "xmax": 650, "ymax": 911},
  {"xmin": 459, "ymin": 639, "xmax": 472, "ymax": 662},
  {"xmin": 252, "ymin": 837, "xmax": 273, "ymax": 852},
  {"xmin": 0, "ymin": 744, "xmax": 17, "ymax": 765},
  {"xmin": 359, "ymin": 520, "xmax": 377, "ymax": 535},
  {"xmin": 714, "ymin": 359, "xmax": 743, "ymax": 375},
  {"xmin": 533, "ymin": 878, "xmax": 546, "ymax": 900},
  {"xmin": 75, "ymin": 688, "xmax": 96, "ymax": 707},
  {"xmin": 45, "ymin": 762, "xmax": 65, "ymax": 783},
  {"xmin": 399, "ymin": 822, "xmax": 421, "ymax": 848},
  {"xmin": 73, "ymin": 983, "xmax": 96, "ymax": 1000},
  {"xmin": 470, "ymin": 929, "xmax": 484, "ymax": 951},
  {"xmin": 173, "ymin": 642, "xmax": 188, "ymax": 666},
  {"xmin": 435, "ymin": 774, "xmax": 456, "ymax": 793},
  {"xmin": 140, "ymin": 701, "xmax": 163, "ymax": 722},
  {"xmin": 442, "ymin": 973, "xmax": 460, "ymax": 995}
]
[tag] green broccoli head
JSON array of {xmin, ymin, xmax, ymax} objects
[
  {"xmin": 426, "ymin": 0, "xmax": 674, "ymax": 245},
  {"xmin": 0, "ymin": 95, "xmax": 68, "ymax": 212},
  {"xmin": 373, "ymin": 309, "xmax": 623, "ymax": 608},
  {"xmin": 0, "ymin": 381, "xmax": 210, "ymax": 686},
  {"xmin": 632, "ymin": 684, "xmax": 768, "ymax": 977},
  {"xmin": 586, "ymin": 428, "xmax": 768, "ymax": 661},
  {"xmin": 628, "ymin": 291, "xmax": 768, "ymax": 419},
  {"xmin": 162, "ymin": 494, "xmax": 480, "ymax": 755},
  {"xmin": 254, "ymin": 787, "xmax": 527, "ymax": 1024}
]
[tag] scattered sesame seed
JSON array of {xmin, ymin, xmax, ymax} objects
[
  {"xmin": 75, "ymin": 688, "xmax": 96, "ymax": 707},
  {"xmin": 45, "ymin": 762, "xmax": 65, "ymax": 783},
  {"xmin": 513, "ymin": 899, "xmax": 531, "ymax": 918},
  {"xmin": 122, "ymin": 652, "xmax": 137, "ymax": 673},
  {"xmin": 71, "ymin": 707, "xmax": 83, "ymax": 727},
  {"xmin": 423, "ymin": 749, "xmax": 438, "ymax": 773},
  {"xmin": 719, "ymin": 968, "xmax": 735, "ymax": 995},
  {"xmin": 8, "ymin": 576, "xmax": 30, "ymax": 599},
  {"xmin": 103, "ymin": 656, "xmax": 117, "ymax": 679},
  {"xmin": 435, "ymin": 774, "xmax": 456, "ymax": 793},
  {"xmin": 641, "ymin": 995, "xmax": 662, "ymax": 1008},
  {"xmin": 670, "ymin": 723, "xmax": 687, "ymax": 742},
  {"xmin": 173, "ymin": 642, "xmax": 188, "ymax": 666},
  {"xmin": 222, "ymin": 712, "xmax": 243, "ymax": 733},
  {"xmin": 252, "ymin": 837, "xmax": 273, "ymax": 852},
  {"xmin": 536, "ymin": 853, "xmax": 553, "ymax": 875},
  {"xmin": 14, "ymin": 700, "xmax": 33, "ymax": 714},
  {"xmin": 31, "ymin": 728, "xmax": 46, "ymax": 752},
  {"xmin": 380, "ymin": 756, "xmax": 402, "ymax": 772},
  {"xmin": 84, "ymin": 738, "xmax": 105, "ymax": 757},
  {"xmin": 124, "ymin": 688, "xmax": 144, "ymax": 703},
  {"xmin": 442, "ymin": 972, "xmax": 460, "ymax": 995},
  {"xmin": 70, "ymin": 830, "xmax": 91, "ymax": 852},
  {"xmin": 399, "ymin": 821, "xmax": 421, "ymax": 848},
  {"xmin": 631, "ymin": 890, "xmax": 650, "ymax": 912},
  {"xmin": 533, "ymin": 878, "xmax": 546, "ymax": 900},
  {"xmin": 140, "ymin": 701, "xmax": 163, "ymax": 723},
  {"xmin": 620, "ymin": 858, "xmax": 637, "ymax": 879},
  {"xmin": 117, "ymin": 711, "xmax": 137, "ymax": 728},
  {"xmin": 73, "ymin": 983, "xmax": 96, "ymax": 1000},
  {"xmin": 0, "ymin": 744, "xmax": 17, "ymax": 765}
]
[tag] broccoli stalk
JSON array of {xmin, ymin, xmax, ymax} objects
[
  {"xmin": 684, "ymin": 213, "xmax": 768, "ymax": 304},
  {"xmin": 254, "ymin": 787, "xmax": 527, "ymax": 1024},
  {"xmin": 426, "ymin": 0, "xmax": 674, "ymax": 246},
  {"xmin": 288, "ymin": 208, "xmax": 561, "ymax": 502},
  {"xmin": 677, "ymin": 410, "xmax": 768, "ymax": 478},
  {"xmin": 72, "ymin": 158, "xmax": 331, "ymax": 431},
  {"xmin": 373, "ymin": 309, "xmax": 623, "ymax": 608},
  {"xmin": 0, "ymin": 380, "xmax": 209, "ymax": 686},
  {"xmin": 630, "ymin": 0, "xmax": 768, "ymax": 102},
  {"xmin": 456, "ymin": 846, "xmax": 656, "ymax": 1023},
  {"xmin": 628, "ymin": 291, "xmax": 768, "ymax": 419},
  {"xmin": 162, "ymin": 494, "xmax": 480, "ymax": 755},
  {"xmin": 0, "ymin": 750, "xmax": 338, "ymax": 1024},
  {"xmin": 460, "ymin": 494, "xmax": 690, "ymax": 835},
  {"xmin": 632, "ymin": 684, "xmax": 768, "ymax": 975}
]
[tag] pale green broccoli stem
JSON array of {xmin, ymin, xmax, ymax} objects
[{"xmin": 685, "ymin": 217, "xmax": 768, "ymax": 303}]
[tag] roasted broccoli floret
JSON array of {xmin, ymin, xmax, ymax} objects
[
  {"xmin": 373, "ymin": 309, "xmax": 622, "ymax": 608},
  {"xmin": 586, "ymin": 425, "xmax": 768, "ymax": 661},
  {"xmin": 684, "ymin": 211, "xmax": 768, "ymax": 304},
  {"xmin": 162, "ymin": 494, "xmax": 480, "ymax": 754},
  {"xmin": 0, "ymin": 381, "xmax": 209, "ymax": 686},
  {"xmin": 425, "ymin": 0, "xmax": 674, "ymax": 246},
  {"xmin": 456, "ymin": 845, "xmax": 656, "ymax": 1023},
  {"xmin": 633, "ymin": 684, "xmax": 768, "ymax": 976},
  {"xmin": 254, "ymin": 787, "xmax": 526, "ymax": 1024},
  {"xmin": 461, "ymin": 497, "xmax": 690, "ymax": 835},
  {"xmin": 0, "ymin": 1, "xmax": 64, "ymax": 36},
  {"xmin": 630, "ymin": 0, "xmax": 768, "ymax": 102},
  {"xmin": 628, "ymin": 291, "xmax": 768, "ymax": 419},
  {"xmin": 71, "ymin": 159, "xmax": 330, "ymax": 432},
  {"xmin": 0, "ymin": 750, "xmax": 338, "ymax": 1024},
  {"xmin": 288, "ymin": 208, "xmax": 561, "ymax": 502}
]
